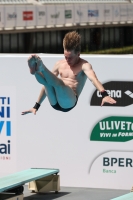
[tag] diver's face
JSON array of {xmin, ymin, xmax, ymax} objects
[{"xmin": 64, "ymin": 50, "xmax": 80, "ymax": 66}]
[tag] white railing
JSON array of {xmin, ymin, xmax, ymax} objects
[
  {"xmin": 0, "ymin": 3, "xmax": 133, "ymax": 30},
  {"xmin": 0, "ymin": 0, "xmax": 130, "ymax": 4},
  {"xmin": 38, "ymin": 0, "xmax": 130, "ymax": 3}
]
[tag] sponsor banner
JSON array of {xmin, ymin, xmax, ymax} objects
[
  {"xmin": 23, "ymin": 11, "xmax": 33, "ymax": 21},
  {"xmin": 112, "ymin": 4, "xmax": 120, "ymax": 22},
  {"xmin": 90, "ymin": 81, "xmax": 133, "ymax": 107},
  {"xmin": 25, "ymin": 5, "xmax": 36, "ymax": 27},
  {"xmin": 36, "ymin": 5, "xmax": 46, "ymax": 26},
  {"xmin": 0, "ymin": 55, "xmax": 133, "ymax": 190},
  {"xmin": 0, "ymin": 3, "xmax": 132, "ymax": 29},
  {"xmin": 89, "ymin": 151, "xmax": 133, "ymax": 189},
  {"xmin": 80, "ymin": 4, "xmax": 88, "ymax": 23},
  {"xmin": 90, "ymin": 116, "xmax": 133, "ymax": 142},
  {"xmin": 0, "ymin": 86, "xmax": 16, "ymax": 176},
  {"xmin": 65, "ymin": 4, "xmax": 74, "ymax": 24},
  {"xmin": 46, "ymin": 5, "xmax": 56, "ymax": 26},
  {"xmin": 16, "ymin": 5, "xmax": 26, "ymax": 27},
  {"xmin": 5, "ymin": 6, "xmax": 16, "ymax": 28},
  {"xmin": 74, "ymin": 4, "xmax": 80, "ymax": 24},
  {"xmin": 0, "ymin": 6, "xmax": 4, "ymax": 28},
  {"xmin": 120, "ymin": 4, "xmax": 127, "ymax": 22},
  {"xmin": 104, "ymin": 4, "xmax": 112, "ymax": 22},
  {"xmin": 97, "ymin": 4, "xmax": 104, "ymax": 23},
  {"xmin": 55, "ymin": 5, "xmax": 65, "ymax": 25},
  {"xmin": 88, "ymin": 4, "xmax": 98, "ymax": 23},
  {"xmin": 127, "ymin": 4, "xmax": 133, "ymax": 21}
]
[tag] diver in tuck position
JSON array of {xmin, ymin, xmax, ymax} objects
[{"xmin": 21, "ymin": 31, "xmax": 116, "ymax": 115}]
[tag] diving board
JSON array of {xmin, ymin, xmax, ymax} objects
[
  {"xmin": 111, "ymin": 192, "xmax": 133, "ymax": 200},
  {"xmin": 0, "ymin": 168, "xmax": 60, "ymax": 196}
]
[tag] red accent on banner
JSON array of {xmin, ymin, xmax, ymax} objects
[{"xmin": 23, "ymin": 11, "xmax": 33, "ymax": 20}]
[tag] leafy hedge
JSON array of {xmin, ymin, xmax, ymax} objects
[{"xmin": 82, "ymin": 46, "xmax": 133, "ymax": 54}]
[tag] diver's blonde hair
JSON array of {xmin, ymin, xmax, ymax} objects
[{"xmin": 63, "ymin": 31, "xmax": 81, "ymax": 53}]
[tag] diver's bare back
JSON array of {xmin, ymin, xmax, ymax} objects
[{"xmin": 56, "ymin": 58, "xmax": 88, "ymax": 97}]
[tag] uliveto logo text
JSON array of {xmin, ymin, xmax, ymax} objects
[{"xmin": 90, "ymin": 116, "xmax": 133, "ymax": 142}]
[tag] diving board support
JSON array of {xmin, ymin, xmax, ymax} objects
[
  {"xmin": 130, "ymin": 186, "xmax": 133, "ymax": 192},
  {"xmin": 28, "ymin": 174, "xmax": 60, "ymax": 193}
]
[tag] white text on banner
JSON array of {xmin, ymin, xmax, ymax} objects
[{"xmin": 25, "ymin": 5, "xmax": 36, "ymax": 27}]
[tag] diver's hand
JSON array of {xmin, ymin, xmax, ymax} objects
[
  {"xmin": 101, "ymin": 96, "xmax": 116, "ymax": 106},
  {"xmin": 21, "ymin": 108, "xmax": 37, "ymax": 115}
]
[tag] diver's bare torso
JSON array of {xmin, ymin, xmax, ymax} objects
[{"xmin": 56, "ymin": 58, "xmax": 88, "ymax": 97}]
